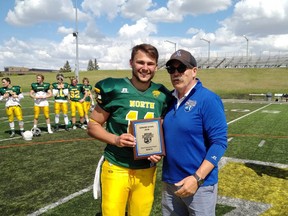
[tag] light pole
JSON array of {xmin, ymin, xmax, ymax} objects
[
  {"xmin": 73, "ymin": 0, "xmax": 79, "ymax": 81},
  {"xmin": 200, "ymin": 38, "xmax": 210, "ymax": 66},
  {"xmin": 243, "ymin": 35, "xmax": 249, "ymax": 66},
  {"xmin": 164, "ymin": 40, "xmax": 177, "ymax": 52}
]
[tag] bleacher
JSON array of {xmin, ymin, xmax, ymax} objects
[{"xmin": 195, "ymin": 54, "xmax": 288, "ymax": 69}]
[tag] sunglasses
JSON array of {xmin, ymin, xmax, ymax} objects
[{"xmin": 166, "ymin": 64, "xmax": 187, "ymax": 74}]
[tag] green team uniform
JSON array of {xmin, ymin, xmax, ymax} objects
[
  {"xmin": 52, "ymin": 82, "xmax": 69, "ymax": 100},
  {"xmin": 95, "ymin": 77, "xmax": 172, "ymax": 169},
  {"xmin": 31, "ymin": 82, "xmax": 50, "ymax": 93},
  {"xmin": 0, "ymin": 86, "xmax": 22, "ymax": 107},
  {"xmin": 68, "ymin": 84, "xmax": 85, "ymax": 102},
  {"xmin": 0, "ymin": 85, "xmax": 22, "ymax": 97},
  {"xmin": 83, "ymin": 84, "xmax": 93, "ymax": 102}
]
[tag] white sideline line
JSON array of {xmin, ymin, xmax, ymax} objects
[
  {"xmin": 27, "ymin": 185, "xmax": 92, "ymax": 216},
  {"xmin": 227, "ymin": 103, "xmax": 272, "ymax": 125}
]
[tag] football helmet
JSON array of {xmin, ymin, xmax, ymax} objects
[
  {"xmin": 22, "ymin": 131, "xmax": 33, "ymax": 141},
  {"xmin": 31, "ymin": 127, "xmax": 41, "ymax": 137}
]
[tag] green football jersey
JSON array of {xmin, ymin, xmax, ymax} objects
[
  {"xmin": 68, "ymin": 84, "xmax": 85, "ymax": 102},
  {"xmin": 52, "ymin": 82, "xmax": 69, "ymax": 100},
  {"xmin": 83, "ymin": 84, "xmax": 92, "ymax": 102},
  {"xmin": 0, "ymin": 85, "xmax": 22, "ymax": 96},
  {"xmin": 95, "ymin": 77, "xmax": 172, "ymax": 169},
  {"xmin": 31, "ymin": 82, "xmax": 50, "ymax": 93}
]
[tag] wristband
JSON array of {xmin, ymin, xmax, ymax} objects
[{"xmin": 192, "ymin": 173, "xmax": 204, "ymax": 186}]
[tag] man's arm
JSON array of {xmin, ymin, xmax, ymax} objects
[
  {"xmin": 87, "ymin": 105, "xmax": 136, "ymax": 148},
  {"xmin": 29, "ymin": 89, "xmax": 36, "ymax": 99}
]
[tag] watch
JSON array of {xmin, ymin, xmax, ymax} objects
[{"xmin": 192, "ymin": 173, "xmax": 205, "ymax": 186}]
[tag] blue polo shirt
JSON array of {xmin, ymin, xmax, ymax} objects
[{"xmin": 162, "ymin": 79, "xmax": 227, "ymax": 186}]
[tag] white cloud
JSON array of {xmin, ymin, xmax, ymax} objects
[
  {"xmin": 221, "ymin": 0, "xmax": 288, "ymax": 36},
  {"xmin": 82, "ymin": 0, "xmax": 125, "ymax": 20},
  {"xmin": 166, "ymin": 0, "xmax": 232, "ymax": 16},
  {"xmin": 5, "ymin": 0, "xmax": 74, "ymax": 26},
  {"xmin": 120, "ymin": 0, "xmax": 154, "ymax": 20},
  {"xmin": 57, "ymin": 26, "xmax": 74, "ymax": 35},
  {"xmin": 5, "ymin": 0, "xmax": 89, "ymax": 26},
  {"xmin": 1, "ymin": 0, "xmax": 288, "ymax": 71},
  {"xmin": 187, "ymin": 27, "xmax": 201, "ymax": 35},
  {"xmin": 118, "ymin": 18, "xmax": 157, "ymax": 39}
]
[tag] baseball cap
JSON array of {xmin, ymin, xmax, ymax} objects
[{"xmin": 166, "ymin": 49, "xmax": 197, "ymax": 68}]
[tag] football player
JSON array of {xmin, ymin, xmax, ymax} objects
[
  {"xmin": 82, "ymin": 77, "xmax": 94, "ymax": 124},
  {"xmin": 52, "ymin": 73, "xmax": 70, "ymax": 131},
  {"xmin": 0, "ymin": 77, "xmax": 25, "ymax": 137},
  {"xmin": 68, "ymin": 77, "xmax": 87, "ymax": 129},
  {"xmin": 29, "ymin": 74, "xmax": 53, "ymax": 134},
  {"xmin": 87, "ymin": 44, "xmax": 172, "ymax": 216}
]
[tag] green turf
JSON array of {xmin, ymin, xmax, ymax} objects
[
  {"xmin": 1, "ymin": 69, "xmax": 288, "ymax": 215},
  {"xmin": 1, "ymin": 67, "xmax": 288, "ymax": 98}
]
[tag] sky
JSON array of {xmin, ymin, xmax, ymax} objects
[{"xmin": 0, "ymin": 0, "xmax": 288, "ymax": 70}]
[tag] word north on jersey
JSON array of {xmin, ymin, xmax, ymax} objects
[{"xmin": 129, "ymin": 100, "xmax": 155, "ymax": 109}]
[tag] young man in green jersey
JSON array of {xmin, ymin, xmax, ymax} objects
[
  {"xmin": 87, "ymin": 44, "xmax": 172, "ymax": 216},
  {"xmin": 30, "ymin": 74, "xmax": 53, "ymax": 134},
  {"xmin": 0, "ymin": 77, "xmax": 25, "ymax": 137},
  {"xmin": 51, "ymin": 73, "xmax": 70, "ymax": 131},
  {"xmin": 68, "ymin": 77, "xmax": 87, "ymax": 130},
  {"xmin": 82, "ymin": 77, "xmax": 94, "ymax": 124}
]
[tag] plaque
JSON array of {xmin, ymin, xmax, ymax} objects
[{"xmin": 130, "ymin": 118, "xmax": 165, "ymax": 160}]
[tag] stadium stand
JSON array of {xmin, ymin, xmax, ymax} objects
[{"xmin": 195, "ymin": 54, "xmax": 288, "ymax": 69}]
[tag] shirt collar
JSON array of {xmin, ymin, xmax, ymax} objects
[{"xmin": 172, "ymin": 82, "xmax": 197, "ymax": 100}]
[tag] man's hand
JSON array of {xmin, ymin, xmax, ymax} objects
[
  {"xmin": 174, "ymin": 175, "xmax": 198, "ymax": 198},
  {"xmin": 148, "ymin": 155, "xmax": 162, "ymax": 163},
  {"xmin": 114, "ymin": 134, "xmax": 136, "ymax": 147}
]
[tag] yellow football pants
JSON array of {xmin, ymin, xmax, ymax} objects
[
  {"xmin": 70, "ymin": 101, "xmax": 84, "ymax": 117},
  {"xmin": 101, "ymin": 160, "xmax": 156, "ymax": 216},
  {"xmin": 34, "ymin": 106, "xmax": 50, "ymax": 119},
  {"xmin": 6, "ymin": 106, "xmax": 23, "ymax": 122},
  {"xmin": 54, "ymin": 102, "xmax": 68, "ymax": 115},
  {"xmin": 83, "ymin": 101, "xmax": 91, "ymax": 115}
]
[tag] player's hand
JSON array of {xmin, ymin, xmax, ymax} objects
[
  {"xmin": 148, "ymin": 155, "xmax": 162, "ymax": 163},
  {"xmin": 174, "ymin": 176, "xmax": 198, "ymax": 198},
  {"xmin": 114, "ymin": 133, "xmax": 136, "ymax": 148},
  {"xmin": 4, "ymin": 92, "xmax": 10, "ymax": 98}
]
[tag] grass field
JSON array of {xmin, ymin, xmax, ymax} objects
[{"xmin": 0, "ymin": 68, "xmax": 287, "ymax": 215}]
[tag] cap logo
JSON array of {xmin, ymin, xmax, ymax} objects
[{"xmin": 174, "ymin": 50, "xmax": 182, "ymax": 57}]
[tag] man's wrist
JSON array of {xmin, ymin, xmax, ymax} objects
[{"xmin": 192, "ymin": 173, "xmax": 205, "ymax": 186}]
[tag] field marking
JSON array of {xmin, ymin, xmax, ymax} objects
[
  {"xmin": 217, "ymin": 196, "xmax": 272, "ymax": 216},
  {"xmin": 228, "ymin": 137, "xmax": 233, "ymax": 142},
  {"xmin": 0, "ymin": 102, "xmax": 282, "ymax": 214},
  {"xmin": 26, "ymin": 156, "xmax": 287, "ymax": 216},
  {"xmin": 218, "ymin": 157, "xmax": 288, "ymax": 215},
  {"xmin": 261, "ymin": 110, "xmax": 281, "ymax": 114},
  {"xmin": 0, "ymin": 137, "xmax": 94, "ymax": 149},
  {"xmin": 227, "ymin": 103, "xmax": 272, "ymax": 125},
  {"xmin": 27, "ymin": 186, "xmax": 93, "ymax": 216},
  {"xmin": 0, "ymin": 124, "xmax": 51, "ymax": 143},
  {"xmin": 228, "ymin": 134, "xmax": 288, "ymax": 139},
  {"xmin": 258, "ymin": 140, "xmax": 266, "ymax": 147},
  {"xmin": 219, "ymin": 156, "xmax": 288, "ymax": 170}
]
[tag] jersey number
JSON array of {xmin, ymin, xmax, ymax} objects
[
  {"xmin": 125, "ymin": 110, "xmax": 154, "ymax": 132},
  {"xmin": 70, "ymin": 90, "xmax": 80, "ymax": 99}
]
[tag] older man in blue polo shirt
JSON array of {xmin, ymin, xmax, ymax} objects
[{"xmin": 162, "ymin": 49, "xmax": 228, "ymax": 216}]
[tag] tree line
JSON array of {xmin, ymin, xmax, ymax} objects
[{"xmin": 59, "ymin": 59, "xmax": 100, "ymax": 73}]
